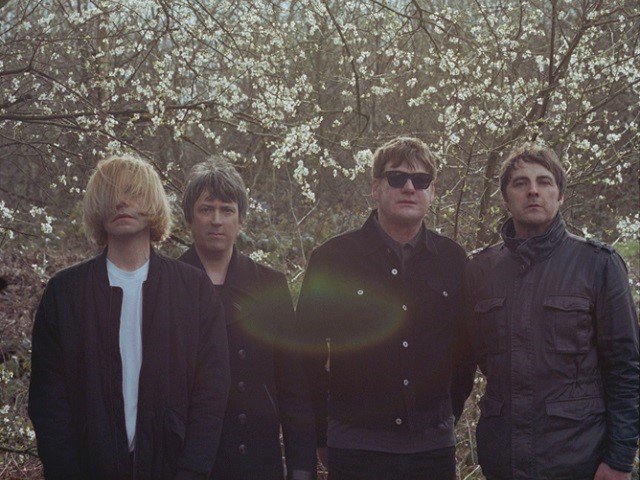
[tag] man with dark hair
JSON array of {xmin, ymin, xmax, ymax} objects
[
  {"xmin": 297, "ymin": 137, "xmax": 475, "ymax": 480},
  {"xmin": 466, "ymin": 143, "xmax": 639, "ymax": 480},
  {"xmin": 29, "ymin": 155, "xmax": 230, "ymax": 480},
  {"xmin": 179, "ymin": 157, "xmax": 317, "ymax": 480}
]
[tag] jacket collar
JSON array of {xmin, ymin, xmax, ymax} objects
[
  {"xmin": 93, "ymin": 246, "xmax": 162, "ymax": 290},
  {"xmin": 224, "ymin": 246, "xmax": 258, "ymax": 297},
  {"xmin": 178, "ymin": 243, "xmax": 206, "ymax": 273},
  {"xmin": 501, "ymin": 213, "xmax": 567, "ymax": 267},
  {"xmin": 179, "ymin": 244, "xmax": 258, "ymax": 298},
  {"xmin": 360, "ymin": 210, "xmax": 438, "ymax": 257}
]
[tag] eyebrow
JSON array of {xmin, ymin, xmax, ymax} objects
[
  {"xmin": 199, "ymin": 197, "xmax": 237, "ymax": 207},
  {"xmin": 511, "ymin": 174, "xmax": 554, "ymax": 182}
]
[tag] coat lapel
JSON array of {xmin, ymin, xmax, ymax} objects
[{"xmin": 179, "ymin": 245, "xmax": 259, "ymax": 325}]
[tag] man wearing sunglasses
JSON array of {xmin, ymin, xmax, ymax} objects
[{"xmin": 297, "ymin": 137, "xmax": 475, "ymax": 480}]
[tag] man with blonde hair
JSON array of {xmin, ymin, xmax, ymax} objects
[{"xmin": 29, "ymin": 155, "xmax": 230, "ymax": 480}]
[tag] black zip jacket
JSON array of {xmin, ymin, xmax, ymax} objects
[
  {"xmin": 28, "ymin": 249, "xmax": 230, "ymax": 480},
  {"xmin": 179, "ymin": 246, "xmax": 317, "ymax": 480},
  {"xmin": 297, "ymin": 211, "xmax": 475, "ymax": 447},
  {"xmin": 465, "ymin": 215, "xmax": 639, "ymax": 479}
]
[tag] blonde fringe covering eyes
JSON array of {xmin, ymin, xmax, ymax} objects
[{"xmin": 83, "ymin": 155, "xmax": 172, "ymax": 247}]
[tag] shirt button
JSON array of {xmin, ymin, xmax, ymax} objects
[
  {"xmin": 238, "ymin": 349, "xmax": 246, "ymax": 359},
  {"xmin": 402, "ymin": 304, "xmax": 408, "ymax": 311},
  {"xmin": 237, "ymin": 381, "xmax": 246, "ymax": 392},
  {"xmin": 357, "ymin": 289, "xmax": 364, "ymax": 295},
  {"xmin": 238, "ymin": 413, "xmax": 247, "ymax": 425},
  {"xmin": 402, "ymin": 341, "xmax": 409, "ymax": 348},
  {"xmin": 391, "ymin": 268, "xmax": 398, "ymax": 275},
  {"xmin": 238, "ymin": 444, "xmax": 247, "ymax": 455},
  {"xmin": 442, "ymin": 291, "xmax": 449, "ymax": 297},
  {"xmin": 403, "ymin": 379, "xmax": 410, "ymax": 386},
  {"xmin": 395, "ymin": 418, "xmax": 403, "ymax": 425}
]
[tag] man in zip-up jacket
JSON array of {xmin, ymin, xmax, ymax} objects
[
  {"xmin": 465, "ymin": 143, "xmax": 639, "ymax": 480},
  {"xmin": 28, "ymin": 155, "xmax": 230, "ymax": 480}
]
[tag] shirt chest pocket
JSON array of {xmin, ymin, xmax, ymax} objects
[
  {"xmin": 543, "ymin": 295, "xmax": 593, "ymax": 354},
  {"xmin": 474, "ymin": 297, "xmax": 507, "ymax": 355}
]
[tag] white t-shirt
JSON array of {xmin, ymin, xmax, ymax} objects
[{"xmin": 107, "ymin": 258, "xmax": 149, "ymax": 452}]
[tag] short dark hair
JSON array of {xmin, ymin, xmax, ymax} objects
[
  {"xmin": 182, "ymin": 157, "xmax": 248, "ymax": 223},
  {"xmin": 499, "ymin": 143, "xmax": 566, "ymax": 199},
  {"xmin": 371, "ymin": 137, "xmax": 437, "ymax": 180}
]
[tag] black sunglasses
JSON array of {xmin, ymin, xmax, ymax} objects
[{"xmin": 382, "ymin": 170, "xmax": 433, "ymax": 189}]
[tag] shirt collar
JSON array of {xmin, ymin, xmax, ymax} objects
[
  {"xmin": 361, "ymin": 210, "xmax": 438, "ymax": 256},
  {"xmin": 371, "ymin": 211, "xmax": 423, "ymax": 256},
  {"xmin": 95, "ymin": 246, "xmax": 160, "ymax": 288}
]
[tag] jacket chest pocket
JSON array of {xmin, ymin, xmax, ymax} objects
[
  {"xmin": 544, "ymin": 295, "xmax": 593, "ymax": 354},
  {"xmin": 474, "ymin": 297, "xmax": 507, "ymax": 355}
]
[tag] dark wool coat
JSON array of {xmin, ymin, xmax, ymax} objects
[
  {"xmin": 465, "ymin": 215, "xmax": 639, "ymax": 480},
  {"xmin": 296, "ymin": 211, "xmax": 475, "ymax": 447},
  {"xmin": 179, "ymin": 246, "xmax": 317, "ymax": 480},
  {"xmin": 28, "ymin": 249, "xmax": 230, "ymax": 480}
]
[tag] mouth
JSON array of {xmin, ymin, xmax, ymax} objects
[{"xmin": 113, "ymin": 213, "xmax": 135, "ymax": 221}]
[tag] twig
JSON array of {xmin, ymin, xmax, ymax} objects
[{"xmin": 0, "ymin": 445, "xmax": 38, "ymax": 457}]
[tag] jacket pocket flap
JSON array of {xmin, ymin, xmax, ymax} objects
[
  {"xmin": 475, "ymin": 297, "xmax": 505, "ymax": 313},
  {"xmin": 479, "ymin": 395, "xmax": 503, "ymax": 417},
  {"xmin": 545, "ymin": 396, "xmax": 605, "ymax": 420},
  {"xmin": 543, "ymin": 295, "xmax": 590, "ymax": 312}
]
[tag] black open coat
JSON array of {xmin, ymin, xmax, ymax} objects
[
  {"xmin": 179, "ymin": 246, "xmax": 316, "ymax": 480},
  {"xmin": 28, "ymin": 249, "xmax": 230, "ymax": 480}
]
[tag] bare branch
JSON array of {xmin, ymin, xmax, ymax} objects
[{"xmin": 321, "ymin": 0, "xmax": 369, "ymax": 136}]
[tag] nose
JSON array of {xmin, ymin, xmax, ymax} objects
[
  {"xmin": 210, "ymin": 210, "xmax": 222, "ymax": 224},
  {"xmin": 116, "ymin": 197, "xmax": 128, "ymax": 210},
  {"xmin": 527, "ymin": 183, "xmax": 539, "ymax": 196},
  {"xmin": 401, "ymin": 178, "xmax": 416, "ymax": 192}
]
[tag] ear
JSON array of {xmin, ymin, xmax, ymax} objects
[
  {"xmin": 502, "ymin": 193, "xmax": 511, "ymax": 213},
  {"xmin": 426, "ymin": 182, "xmax": 435, "ymax": 203},
  {"xmin": 371, "ymin": 178, "xmax": 380, "ymax": 202},
  {"xmin": 558, "ymin": 193, "xmax": 564, "ymax": 205},
  {"xmin": 236, "ymin": 205, "xmax": 244, "ymax": 227}
]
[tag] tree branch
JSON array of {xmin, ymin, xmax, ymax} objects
[{"xmin": 321, "ymin": 0, "xmax": 369, "ymax": 136}]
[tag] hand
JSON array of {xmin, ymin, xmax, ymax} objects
[
  {"xmin": 317, "ymin": 447, "xmax": 328, "ymax": 471},
  {"xmin": 593, "ymin": 462, "xmax": 631, "ymax": 480}
]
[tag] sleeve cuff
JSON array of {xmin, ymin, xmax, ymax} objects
[{"xmin": 602, "ymin": 451, "xmax": 636, "ymax": 473}]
